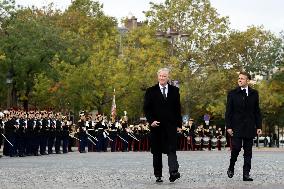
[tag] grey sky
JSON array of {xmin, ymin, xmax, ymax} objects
[{"xmin": 15, "ymin": 0, "xmax": 284, "ymax": 34}]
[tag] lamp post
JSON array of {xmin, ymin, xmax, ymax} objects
[
  {"xmin": 117, "ymin": 26, "xmax": 128, "ymax": 56},
  {"xmin": 6, "ymin": 69, "xmax": 13, "ymax": 109},
  {"xmin": 156, "ymin": 28, "xmax": 189, "ymax": 56}
]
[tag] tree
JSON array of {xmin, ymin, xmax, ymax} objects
[
  {"xmin": 220, "ymin": 27, "xmax": 283, "ymax": 76},
  {"xmin": 0, "ymin": 7, "xmax": 66, "ymax": 110},
  {"xmin": 257, "ymin": 70, "xmax": 284, "ymax": 134},
  {"xmin": 31, "ymin": 0, "xmax": 120, "ymax": 114}
]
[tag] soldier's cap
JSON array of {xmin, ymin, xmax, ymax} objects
[{"xmin": 3, "ymin": 110, "xmax": 9, "ymax": 114}]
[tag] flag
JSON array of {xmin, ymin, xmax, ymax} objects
[{"xmin": 111, "ymin": 89, "xmax": 116, "ymax": 122}]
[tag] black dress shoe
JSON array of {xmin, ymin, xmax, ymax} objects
[
  {"xmin": 155, "ymin": 177, "xmax": 163, "ymax": 183},
  {"xmin": 169, "ymin": 172, "xmax": 180, "ymax": 182},
  {"xmin": 243, "ymin": 175, "xmax": 253, "ymax": 181},
  {"xmin": 227, "ymin": 168, "xmax": 234, "ymax": 178}
]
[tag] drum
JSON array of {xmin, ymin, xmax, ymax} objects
[
  {"xmin": 211, "ymin": 137, "xmax": 218, "ymax": 147},
  {"xmin": 220, "ymin": 136, "xmax": 227, "ymax": 146},
  {"xmin": 194, "ymin": 136, "xmax": 201, "ymax": 145},
  {"xmin": 203, "ymin": 136, "xmax": 209, "ymax": 146}
]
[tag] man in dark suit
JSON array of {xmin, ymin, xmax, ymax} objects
[
  {"xmin": 225, "ymin": 71, "xmax": 262, "ymax": 181},
  {"xmin": 144, "ymin": 68, "xmax": 182, "ymax": 183}
]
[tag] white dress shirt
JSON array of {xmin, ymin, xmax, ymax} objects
[
  {"xmin": 241, "ymin": 86, "xmax": 248, "ymax": 96},
  {"xmin": 159, "ymin": 83, "xmax": 168, "ymax": 97}
]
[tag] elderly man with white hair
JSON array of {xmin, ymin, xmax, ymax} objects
[{"xmin": 144, "ymin": 68, "xmax": 182, "ymax": 183}]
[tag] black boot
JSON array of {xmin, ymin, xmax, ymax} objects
[
  {"xmin": 243, "ymin": 174, "xmax": 253, "ymax": 181},
  {"xmin": 155, "ymin": 176, "xmax": 163, "ymax": 183},
  {"xmin": 227, "ymin": 168, "xmax": 234, "ymax": 178},
  {"xmin": 169, "ymin": 171, "xmax": 180, "ymax": 182}
]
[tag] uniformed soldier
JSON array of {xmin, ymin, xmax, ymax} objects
[
  {"xmin": 33, "ymin": 111, "xmax": 41, "ymax": 156},
  {"xmin": 55, "ymin": 113, "xmax": 62, "ymax": 154},
  {"xmin": 26, "ymin": 111, "xmax": 35, "ymax": 156},
  {"xmin": 77, "ymin": 112, "xmax": 88, "ymax": 153},
  {"xmin": 47, "ymin": 111, "xmax": 56, "ymax": 154},
  {"xmin": 120, "ymin": 119, "xmax": 129, "ymax": 152},
  {"xmin": 94, "ymin": 115, "xmax": 106, "ymax": 152},
  {"xmin": 68, "ymin": 124, "xmax": 76, "ymax": 152},
  {"xmin": 132, "ymin": 125, "xmax": 142, "ymax": 151},
  {"xmin": 17, "ymin": 111, "xmax": 26, "ymax": 157},
  {"xmin": 61, "ymin": 115, "xmax": 70, "ymax": 153},
  {"xmin": 108, "ymin": 121, "xmax": 118, "ymax": 152},
  {"xmin": 5, "ymin": 110, "xmax": 17, "ymax": 157},
  {"xmin": 40, "ymin": 111, "xmax": 49, "ymax": 155},
  {"xmin": 86, "ymin": 115, "xmax": 95, "ymax": 152}
]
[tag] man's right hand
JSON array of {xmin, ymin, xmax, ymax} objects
[
  {"xmin": 151, "ymin": 121, "xmax": 160, "ymax": 127},
  {"xmin": 227, "ymin": 129, "xmax": 233, "ymax": 136}
]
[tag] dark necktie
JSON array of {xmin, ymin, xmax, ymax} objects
[
  {"xmin": 242, "ymin": 89, "xmax": 247, "ymax": 96},
  {"xmin": 162, "ymin": 87, "xmax": 166, "ymax": 99}
]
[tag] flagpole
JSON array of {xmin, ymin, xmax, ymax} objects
[{"xmin": 111, "ymin": 88, "xmax": 116, "ymax": 123}]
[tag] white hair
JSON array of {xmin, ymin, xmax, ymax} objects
[{"xmin": 157, "ymin": 67, "xmax": 170, "ymax": 75}]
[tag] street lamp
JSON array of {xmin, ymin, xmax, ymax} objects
[
  {"xmin": 117, "ymin": 26, "xmax": 128, "ymax": 56},
  {"xmin": 6, "ymin": 69, "xmax": 13, "ymax": 108},
  {"xmin": 156, "ymin": 28, "xmax": 189, "ymax": 56}
]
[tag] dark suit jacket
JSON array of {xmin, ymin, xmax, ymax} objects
[
  {"xmin": 143, "ymin": 83, "xmax": 182, "ymax": 154},
  {"xmin": 225, "ymin": 86, "xmax": 262, "ymax": 138}
]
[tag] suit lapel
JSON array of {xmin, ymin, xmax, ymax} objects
[
  {"xmin": 154, "ymin": 84, "xmax": 165, "ymax": 101},
  {"xmin": 167, "ymin": 85, "xmax": 172, "ymax": 100},
  {"xmin": 248, "ymin": 86, "xmax": 254, "ymax": 97}
]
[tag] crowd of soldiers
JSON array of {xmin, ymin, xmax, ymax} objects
[
  {"xmin": 177, "ymin": 119, "xmax": 228, "ymax": 151},
  {"xmin": 0, "ymin": 109, "xmax": 76, "ymax": 158},
  {"xmin": 0, "ymin": 109, "xmax": 228, "ymax": 158}
]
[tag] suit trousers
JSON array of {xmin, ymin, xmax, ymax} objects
[
  {"xmin": 153, "ymin": 152, "xmax": 179, "ymax": 177},
  {"xmin": 229, "ymin": 137, "xmax": 253, "ymax": 175}
]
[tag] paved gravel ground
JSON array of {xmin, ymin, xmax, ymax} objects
[{"xmin": 0, "ymin": 149, "xmax": 283, "ymax": 189}]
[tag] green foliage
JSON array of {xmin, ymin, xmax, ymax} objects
[
  {"xmin": 0, "ymin": 0, "xmax": 283, "ymax": 126},
  {"xmin": 257, "ymin": 70, "xmax": 284, "ymax": 128}
]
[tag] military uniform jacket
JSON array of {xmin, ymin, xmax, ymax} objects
[{"xmin": 225, "ymin": 86, "xmax": 262, "ymax": 138}]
